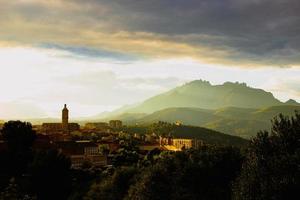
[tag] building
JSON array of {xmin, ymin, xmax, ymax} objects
[
  {"xmin": 0, "ymin": 123, "xmax": 4, "ymax": 131},
  {"xmin": 84, "ymin": 122, "xmax": 109, "ymax": 130},
  {"xmin": 172, "ymin": 138, "xmax": 192, "ymax": 149},
  {"xmin": 62, "ymin": 104, "xmax": 69, "ymax": 133},
  {"xmin": 159, "ymin": 136, "xmax": 203, "ymax": 151},
  {"xmin": 42, "ymin": 104, "xmax": 80, "ymax": 134},
  {"xmin": 42, "ymin": 123, "xmax": 80, "ymax": 134},
  {"xmin": 42, "ymin": 123, "xmax": 62, "ymax": 133},
  {"xmin": 33, "ymin": 134, "xmax": 53, "ymax": 150},
  {"xmin": 71, "ymin": 155, "xmax": 107, "ymax": 169},
  {"xmin": 138, "ymin": 144, "xmax": 161, "ymax": 154},
  {"xmin": 175, "ymin": 121, "xmax": 183, "ymax": 126},
  {"xmin": 96, "ymin": 141, "xmax": 120, "ymax": 153},
  {"xmin": 55, "ymin": 140, "xmax": 107, "ymax": 168},
  {"xmin": 109, "ymin": 120, "xmax": 122, "ymax": 129},
  {"xmin": 0, "ymin": 120, "xmax": 5, "ymax": 130}
]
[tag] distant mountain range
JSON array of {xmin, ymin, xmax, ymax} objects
[
  {"xmin": 101, "ymin": 80, "xmax": 299, "ymax": 115},
  {"xmin": 99, "ymin": 80, "xmax": 300, "ymax": 138}
]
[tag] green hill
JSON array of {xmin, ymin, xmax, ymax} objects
[
  {"xmin": 121, "ymin": 122, "xmax": 248, "ymax": 147},
  {"xmin": 138, "ymin": 107, "xmax": 216, "ymax": 125},
  {"xmin": 169, "ymin": 125, "xmax": 248, "ymax": 147},
  {"xmin": 114, "ymin": 105, "xmax": 300, "ymax": 139},
  {"xmin": 252, "ymin": 105, "xmax": 300, "ymax": 121}
]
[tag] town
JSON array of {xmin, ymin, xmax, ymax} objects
[{"xmin": 0, "ymin": 104, "xmax": 202, "ymax": 169}]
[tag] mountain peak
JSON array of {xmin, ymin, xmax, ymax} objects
[
  {"xmin": 124, "ymin": 80, "xmax": 284, "ymax": 113},
  {"xmin": 223, "ymin": 81, "xmax": 248, "ymax": 88},
  {"xmin": 285, "ymin": 99, "xmax": 300, "ymax": 106},
  {"xmin": 185, "ymin": 79, "xmax": 211, "ymax": 86}
]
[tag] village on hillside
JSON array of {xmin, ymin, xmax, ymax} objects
[{"xmin": 0, "ymin": 104, "xmax": 202, "ymax": 169}]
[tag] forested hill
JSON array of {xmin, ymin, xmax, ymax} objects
[{"xmin": 120, "ymin": 122, "xmax": 248, "ymax": 147}]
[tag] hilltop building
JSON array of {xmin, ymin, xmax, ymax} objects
[
  {"xmin": 159, "ymin": 136, "xmax": 203, "ymax": 151},
  {"xmin": 175, "ymin": 121, "xmax": 183, "ymax": 126},
  {"xmin": 109, "ymin": 120, "xmax": 122, "ymax": 128},
  {"xmin": 85, "ymin": 122, "xmax": 109, "ymax": 130},
  {"xmin": 42, "ymin": 104, "xmax": 80, "ymax": 134}
]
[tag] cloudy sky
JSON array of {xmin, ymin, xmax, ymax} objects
[{"xmin": 0, "ymin": 0, "xmax": 300, "ymax": 119}]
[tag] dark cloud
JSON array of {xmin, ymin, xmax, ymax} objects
[
  {"xmin": 1, "ymin": 0, "xmax": 300, "ymax": 66},
  {"xmin": 89, "ymin": 0, "xmax": 300, "ymax": 65}
]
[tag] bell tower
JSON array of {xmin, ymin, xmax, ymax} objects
[{"xmin": 62, "ymin": 104, "xmax": 69, "ymax": 133}]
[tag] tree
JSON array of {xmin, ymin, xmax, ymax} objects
[
  {"xmin": 0, "ymin": 178, "xmax": 21, "ymax": 200},
  {"xmin": 127, "ymin": 146, "xmax": 243, "ymax": 200},
  {"xmin": 112, "ymin": 140, "xmax": 139, "ymax": 167},
  {"xmin": 1, "ymin": 121, "xmax": 36, "ymax": 176},
  {"xmin": 2, "ymin": 121, "xmax": 36, "ymax": 153},
  {"xmin": 84, "ymin": 167, "xmax": 137, "ymax": 200},
  {"xmin": 99, "ymin": 144, "xmax": 110, "ymax": 157},
  {"xmin": 29, "ymin": 150, "xmax": 71, "ymax": 200},
  {"xmin": 233, "ymin": 112, "xmax": 300, "ymax": 200}
]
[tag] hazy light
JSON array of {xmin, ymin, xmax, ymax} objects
[{"xmin": 0, "ymin": 46, "xmax": 299, "ymax": 119}]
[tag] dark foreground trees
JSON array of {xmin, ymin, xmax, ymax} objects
[
  {"xmin": 85, "ymin": 167, "xmax": 137, "ymax": 200},
  {"xmin": 233, "ymin": 112, "xmax": 300, "ymax": 200},
  {"xmin": 0, "ymin": 121, "xmax": 72, "ymax": 200},
  {"xmin": 127, "ymin": 147, "xmax": 243, "ymax": 200},
  {"xmin": 1, "ymin": 121, "xmax": 36, "ymax": 176},
  {"xmin": 84, "ymin": 112, "xmax": 300, "ymax": 200},
  {"xmin": 30, "ymin": 150, "xmax": 72, "ymax": 200},
  {"xmin": 84, "ymin": 146, "xmax": 243, "ymax": 200}
]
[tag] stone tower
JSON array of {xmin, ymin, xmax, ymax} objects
[{"xmin": 62, "ymin": 104, "xmax": 69, "ymax": 133}]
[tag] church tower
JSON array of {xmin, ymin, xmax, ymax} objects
[{"xmin": 62, "ymin": 104, "xmax": 69, "ymax": 133}]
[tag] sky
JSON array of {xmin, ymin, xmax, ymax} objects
[{"xmin": 0, "ymin": 0, "xmax": 300, "ymax": 119}]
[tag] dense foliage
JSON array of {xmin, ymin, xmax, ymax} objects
[
  {"xmin": 126, "ymin": 147, "xmax": 243, "ymax": 200},
  {"xmin": 84, "ymin": 167, "xmax": 137, "ymax": 200},
  {"xmin": 1, "ymin": 121, "xmax": 36, "ymax": 176},
  {"xmin": 233, "ymin": 112, "xmax": 300, "ymax": 200},
  {"xmin": 0, "ymin": 121, "xmax": 72, "ymax": 200}
]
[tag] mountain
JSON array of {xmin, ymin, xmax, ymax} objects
[
  {"xmin": 116, "ymin": 80, "xmax": 298, "ymax": 114},
  {"xmin": 97, "ymin": 80, "xmax": 299, "ymax": 138},
  {"xmin": 285, "ymin": 99, "xmax": 300, "ymax": 106}
]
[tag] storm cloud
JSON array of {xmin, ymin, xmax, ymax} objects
[{"xmin": 1, "ymin": 0, "xmax": 300, "ymax": 66}]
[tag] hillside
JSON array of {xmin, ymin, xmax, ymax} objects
[
  {"xmin": 112, "ymin": 105, "xmax": 300, "ymax": 139},
  {"xmin": 121, "ymin": 123, "xmax": 248, "ymax": 147}
]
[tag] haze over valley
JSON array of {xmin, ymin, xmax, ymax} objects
[
  {"xmin": 10, "ymin": 80, "xmax": 299, "ymax": 139},
  {"xmin": 95, "ymin": 80, "xmax": 300, "ymax": 138}
]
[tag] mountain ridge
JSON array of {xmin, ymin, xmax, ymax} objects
[{"xmin": 99, "ymin": 80, "xmax": 299, "ymax": 117}]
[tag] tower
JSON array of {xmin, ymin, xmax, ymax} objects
[{"xmin": 62, "ymin": 104, "xmax": 69, "ymax": 133}]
